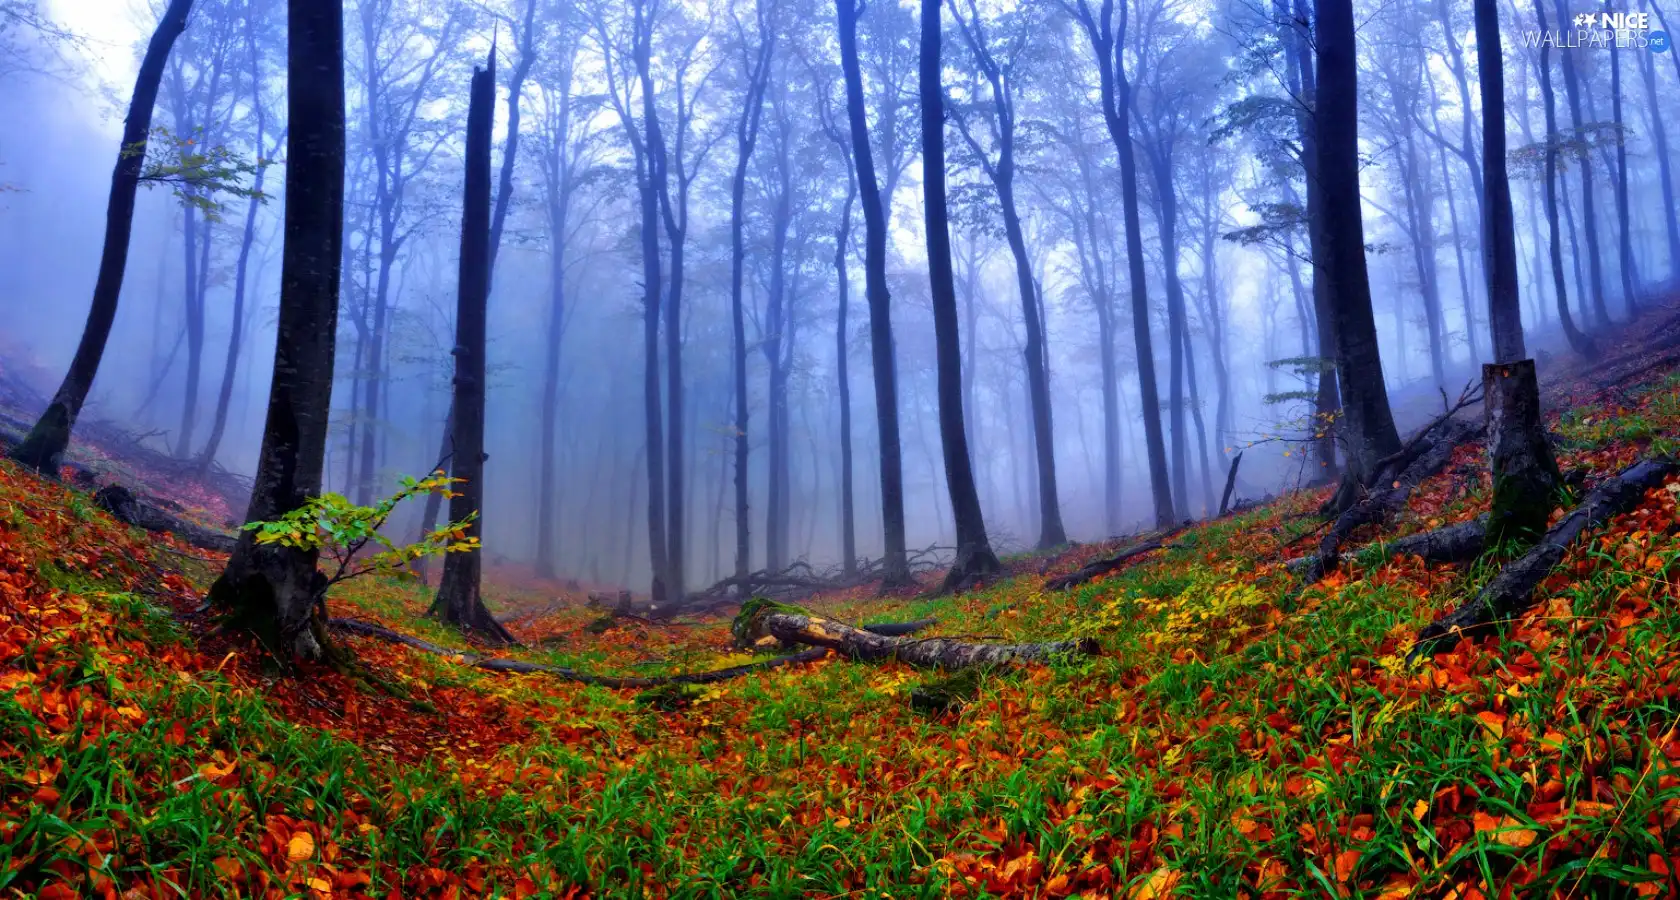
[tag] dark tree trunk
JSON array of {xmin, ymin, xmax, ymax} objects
[
  {"xmin": 1145, "ymin": 148, "xmax": 1191, "ymax": 521},
  {"xmin": 207, "ymin": 0, "xmax": 344, "ymax": 662},
  {"xmin": 1316, "ymin": 0, "xmax": 1403, "ymax": 482},
  {"xmin": 1606, "ymin": 0, "xmax": 1638, "ymax": 317},
  {"xmin": 730, "ymin": 25, "xmax": 773, "ymax": 587},
  {"xmin": 1181, "ymin": 319, "xmax": 1214, "ymax": 517},
  {"xmin": 838, "ymin": 0, "xmax": 910, "ymax": 585},
  {"xmin": 1554, "ymin": 0, "xmax": 1610, "ymax": 327},
  {"xmin": 835, "ymin": 180, "xmax": 858, "ymax": 575},
  {"xmin": 1070, "ymin": 0, "xmax": 1174, "ymax": 527},
  {"xmin": 920, "ymin": 0, "xmax": 1000, "ymax": 592},
  {"xmin": 488, "ymin": 0, "xmax": 537, "ymax": 279},
  {"xmin": 535, "ymin": 195, "xmax": 565, "ymax": 579},
  {"xmin": 1532, "ymin": 0, "xmax": 1594, "ymax": 355},
  {"xmin": 1475, "ymin": 0, "xmax": 1525, "ymax": 362},
  {"xmin": 1648, "ymin": 0, "xmax": 1680, "ymax": 280},
  {"xmin": 1484, "ymin": 360, "xmax": 1561, "ymax": 547},
  {"xmin": 176, "ymin": 202, "xmax": 207, "ymax": 459},
  {"xmin": 430, "ymin": 56, "xmax": 514, "ymax": 644},
  {"xmin": 10, "ymin": 0, "xmax": 195, "ymax": 474},
  {"xmin": 762, "ymin": 127, "xmax": 793, "ymax": 572},
  {"xmin": 1282, "ymin": 0, "xmax": 1341, "ymax": 482}
]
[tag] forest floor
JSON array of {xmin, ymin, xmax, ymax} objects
[{"xmin": 4, "ymin": 303, "xmax": 1680, "ymax": 899}]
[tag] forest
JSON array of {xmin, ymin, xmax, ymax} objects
[{"xmin": 2, "ymin": 0, "xmax": 1680, "ymax": 894}]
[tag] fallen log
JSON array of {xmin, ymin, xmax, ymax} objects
[
  {"xmin": 734, "ymin": 601, "xmax": 1096, "ymax": 669},
  {"xmin": 1286, "ymin": 515, "xmax": 1488, "ymax": 574},
  {"xmin": 331, "ymin": 618, "xmax": 829, "ymax": 687},
  {"xmin": 96, "ymin": 484, "xmax": 237, "ymax": 553},
  {"xmin": 328, "ymin": 614, "xmax": 941, "ymax": 687},
  {"xmin": 1299, "ymin": 418, "xmax": 1479, "ymax": 583},
  {"xmin": 1043, "ymin": 522, "xmax": 1196, "ymax": 592},
  {"xmin": 1412, "ymin": 457, "xmax": 1679, "ymax": 657}
]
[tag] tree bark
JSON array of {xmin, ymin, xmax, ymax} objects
[
  {"xmin": 207, "ymin": 0, "xmax": 344, "ymax": 662},
  {"xmin": 1069, "ymin": 0, "xmax": 1174, "ymax": 527},
  {"xmin": 737, "ymin": 605, "xmax": 1096, "ymax": 669},
  {"xmin": 1484, "ymin": 360, "xmax": 1561, "ymax": 547},
  {"xmin": 1475, "ymin": 0, "xmax": 1526, "ymax": 362},
  {"xmin": 1637, "ymin": 0, "xmax": 1680, "ymax": 282},
  {"xmin": 430, "ymin": 55, "xmax": 514, "ymax": 644},
  {"xmin": 838, "ymin": 0, "xmax": 911, "ymax": 585},
  {"xmin": 1316, "ymin": 0, "xmax": 1403, "ymax": 485},
  {"xmin": 1553, "ymin": 0, "xmax": 1610, "ymax": 327},
  {"xmin": 9, "ymin": 0, "xmax": 196, "ymax": 474},
  {"xmin": 920, "ymin": 0, "xmax": 1000, "ymax": 593},
  {"xmin": 730, "ymin": 21, "xmax": 773, "ymax": 588}
]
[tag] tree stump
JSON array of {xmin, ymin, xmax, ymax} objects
[{"xmin": 1484, "ymin": 360, "xmax": 1562, "ymax": 548}]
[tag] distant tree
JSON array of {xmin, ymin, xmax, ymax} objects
[
  {"xmin": 1604, "ymin": 0, "xmax": 1637, "ymax": 318},
  {"xmin": 948, "ymin": 0, "xmax": 1066, "ymax": 548},
  {"xmin": 9, "ymin": 0, "xmax": 196, "ymax": 475},
  {"xmin": 1529, "ymin": 0, "xmax": 1593, "ymax": 354},
  {"xmin": 1065, "ymin": 0, "xmax": 1176, "ymax": 527},
  {"xmin": 430, "ymin": 52, "xmax": 514, "ymax": 643},
  {"xmin": 208, "ymin": 0, "xmax": 346, "ymax": 661},
  {"xmin": 1550, "ymin": 0, "xmax": 1609, "ymax": 326}
]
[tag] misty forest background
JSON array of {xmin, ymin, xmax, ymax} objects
[{"xmin": 0, "ymin": 0, "xmax": 1668, "ymax": 603}]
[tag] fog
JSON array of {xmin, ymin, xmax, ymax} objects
[{"xmin": 0, "ymin": 0, "xmax": 1672, "ymax": 598}]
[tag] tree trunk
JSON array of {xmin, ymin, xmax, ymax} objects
[
  {"xmin": 1532, "ymin": 0, "xmax": 1594, "ymax": 356},
  {"xmin": 920, "ymin": 0, "xmax": 1000, "ymax": 592},
  {"xmin": 412, "ymin": 402, "xmax": 451, "ymax": 583},
  {"xmin": 207, "ymin": 0, "xmax": 344, "ymax": 662},
  {"xmin": 9, "ymin": 0, "xmax": 195, "ymax": 474},
  {"xmin": 1554, "ymin": 0, "xmax": 1610, "ymax": 327},
  {"xmin": 430, "ymin": 56, "xmax": 514, "ymax": 644},
  {"xmin": 1071, "ymin": 0, "xmax": 1174, "ymax": 527},
  {"xmin": 1147, "ymin": 148, "xmax": 1192, "ymax": 522},
  {"xmin": 1606, "ymin": 0, "xmax": 1639, "ymax": 317},
  {"xmin": 534, "ymin": 197, "xmax": 565, "ymax": 579},
  {"xmin": 730, "ymin": 29, "xmax": 772, "ymax": 587},
  {"xmin": 738, "ymin": 605, "xmax": 1096, "ymax": 669},
  {"xmin": 838, "ymin": 0, "xmax": 910, "ymax": 585},
  {"xmin": 1475, "ymin": 0, "xmax": 1526, "ymax": 362},
  {"xmin": 836, "ymin": 180, "xmax": 858, "ymax": 575},
  {"xmin": 1484, "ymin": 360, "xmax": 1561, "ymax": 546},
  {"xmin": 1647, "ymin": 0, "xmax": 1680, "ymax": 280},
  {"xmin": 1316, "ymin": 0, "xmax": 1403, "ymax": 482}
]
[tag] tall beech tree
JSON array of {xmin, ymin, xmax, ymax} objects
[
  {"xmin": 9, "ymin": 0, "xmax": 196, "ymax": 474},
  {"xmin": 1066, "ymin": 0, "xmax": 1176, "ymax": 528},
  {"xmin": 1531, "ymin": 0, "xmax": 1593, "ymax": 355},
  {"xmin": 430, "ymin": 52, "xmax": 514, "ymax": 643},
  {"xmin": 1474, "ymin": 0, "xmax": 1523, "ymax": 362},
  {"xmin": 948, "ymin": 0, "xmax": 1066, "ymax": 548},
  {"xmin": 838, "ymin": 0, "xmax": 910, "ymax": 585},
  {"xmin": 1316, "ymin": 0, "xmax": 1401, "ymax": 484},
  {"xmin": 208, "ymin": 0, "xmax": 345, "ymax": 660},
  {"xmin": 922, "ymin": 0, "xmax": 999, "ymax": 590},
  {"xmin": 727, "ymin": 0, "xmax": 774, "ymax": 585}
]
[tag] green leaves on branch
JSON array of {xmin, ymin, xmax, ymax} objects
[
  {"xmin": 131, "ymin": 125, "xmax": 270, "ymax": 220},
  {"xmin": 242, "ymin": 472, "xmax": 478, "ymax": 591}
]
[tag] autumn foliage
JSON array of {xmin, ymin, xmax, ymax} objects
[{"xmin": 3, "ymin": 320, "xmax": 1680, "ymax": 897}]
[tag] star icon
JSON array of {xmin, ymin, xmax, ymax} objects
[{"xmin": 1574, "ymin": 11, "xmax": 1596, "ymax": 25}]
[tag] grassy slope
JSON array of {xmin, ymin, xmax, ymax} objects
[{"xmin": 2, "ymin": 315, "xmax": 1680, "ymax": 898}]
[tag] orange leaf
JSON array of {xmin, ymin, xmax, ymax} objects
[{"xmin": 287, "ymin": 831, "xmax": 315, "ymax": 863}]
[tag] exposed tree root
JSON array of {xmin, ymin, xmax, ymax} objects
[
  {"xmin": 1299, "ymin": 418, "xmax": 1481, "ymax": 583},
  {"xmin": 1411, "ymin": 457, "xmax": 1679, "ymax": 658},
  {"xmin": 327, "ymin": 615, "xmax": 943, "ymax": 687},
  {"xmin": 733, "ymin": 599, "xmax": 1096, "ymax": 669}
]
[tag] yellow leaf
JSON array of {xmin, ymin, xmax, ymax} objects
[
  {"xmin": 1412, "ymin": 799, "xmax": 1429, "ymax": 820},
  {"xmin": 287, "ymin": 831, "xmax": 315, "ymax": 862}
]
